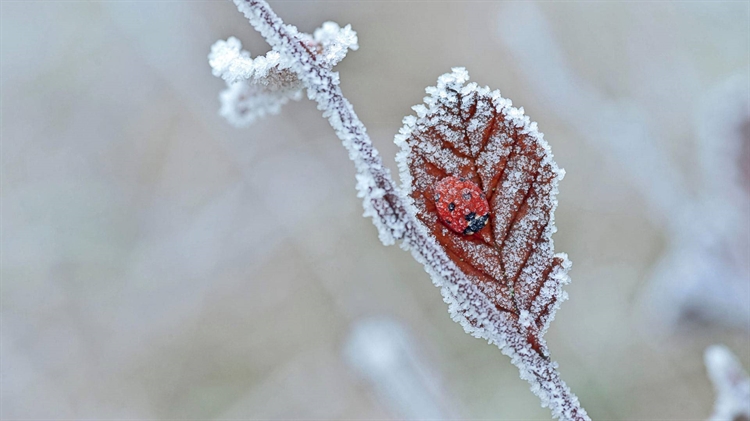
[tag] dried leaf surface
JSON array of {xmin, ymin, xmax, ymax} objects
[
  {"xmin": 396, "ymin": 68, "xmax": 570, "ymax": 353},
  {"xmin": 218, "ymin": 3, "xmax": 589, "ymax": 417}
]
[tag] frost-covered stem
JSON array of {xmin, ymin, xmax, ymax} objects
[
  {"xmin": 232, "ymin": 0, "xmax": 406, "ymax": 245},
  {"xmin": 233, "ymin": 1, "xmax": 589, "ymax": 419}
]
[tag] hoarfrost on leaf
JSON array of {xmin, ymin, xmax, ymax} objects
[
  {"xmin": 214, "ymin": 2, "xmax": 589, "ymax": 419},
  {"xmin": 395, "ymin": 68, "xmax": 588, "ymax": 421},
  {"xmin": 396, "ymin": 67, "xmax": 571, "ymax": 353},
  {"xmin": 496, "ymin": 2, "xmax": 750, "ymax": 334}
]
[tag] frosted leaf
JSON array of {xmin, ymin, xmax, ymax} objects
[
  {"xmin": 396, "ymin": 67, "xmax": 570, "ymax": 354},
  {"xmin": 705, "ymin": 345, "xmax": 750, "ymax": 421},
  {"xmin": 208, "ymin": 22, "xmax": 357, "ymax": 127},
  {"xmin": 496, "ymin": 3, "xmax": 749, "ymax": 334},
  {"xmin": 220, "ymin": 2, "xmax": 590, "ymax": 418}
]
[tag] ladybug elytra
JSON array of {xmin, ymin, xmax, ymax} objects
[{"xmin": 433, "ymin": 176, "xmax": 490, "ymax": 235}]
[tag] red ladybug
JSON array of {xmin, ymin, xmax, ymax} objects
[{"xmin": 433, "ymin": 176, "xmax": 490, "ymax": 235}]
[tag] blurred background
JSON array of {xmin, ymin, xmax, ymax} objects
[{"xmin": 2, "ymin": 1, "xmax": 748, "ymax": 419}]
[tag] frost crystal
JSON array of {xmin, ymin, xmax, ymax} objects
[
  {"xmin": 705, "ymin": 345, "xmax": 750, "ymax": 421},
  {"xmin": 496, "ymin": 3, "xmax": 750, "ymax": 334},
  {"xmin": 313, "ymin": 22, "xmax": 359, "ymax": 66},
  {"xmin": 217, "ymin": 2, "xmax": 589, "ymax": 419},
  {"xmin": 396, "ymin": 68, "xmax": 587, "ymax": 421},
  {"xmin": 208, "ymin": 21, "xmax": 358, "ymax": 127},
  {"xmin": 396, "ymin": 67, "xmax": 571, "ymax": 344}
]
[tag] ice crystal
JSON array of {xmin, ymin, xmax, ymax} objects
[
  {"xmin": 208, "ymin": 20, "xmax": 357, "ymax": 127},
  {"xmin": 396, "ymin": 67, "xmax": 571, "ymax": 350},
  {"xmin": 496, "ymin": 3, "xmax": 750, "ymax": 334},
  {"xmin": 396, "ymin": 68, "xmax": 587, "ymax": 420},
  {"xmin": 313, "ymin": 21, "xmax": 359, "ymax": 66},
  {"xmin": 214, "ymin": 2, "xmax": 589, "ymax": 419}
]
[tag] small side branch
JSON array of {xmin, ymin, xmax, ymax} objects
[{"xmin": 228, "ymin": 1, "xmax": 590, "ymax": 419}]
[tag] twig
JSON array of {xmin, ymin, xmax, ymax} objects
[{"xmin": 228, "ymin": 1, "xmax": 590, "ymax": 419}]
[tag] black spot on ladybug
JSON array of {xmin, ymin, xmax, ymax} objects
[
  {"xmin": 463, "ymin": 192, "xmax": 472, "ymax": 200},
  {"xmin": 434, "ymin": 193, "xmax": 440, "ymax": 201},
  {"xmin": 448, "ymin": 202, "xmax": 455, "ymax": 211},
  {"xmin": 462, "ymin": 213, "xmax": 489, "ymax": 235}
]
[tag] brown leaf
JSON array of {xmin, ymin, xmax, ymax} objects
[{"xmin": 396, "ymin": 69, "xmax": 569, "ymax": 355}]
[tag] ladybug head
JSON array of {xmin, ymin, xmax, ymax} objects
[{"xmin": 433, "ymin": 176, "xmax": 490, "ymax": 235}]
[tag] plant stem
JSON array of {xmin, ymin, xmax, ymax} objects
[{"xmin": 231, "ymin": 1, "xmax": 590, "ymax": 419}]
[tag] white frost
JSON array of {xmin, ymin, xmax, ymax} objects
[
  {"xmin": 497, "ymin": 2, "xmax": 750, "ymax": 336},
  {"xmin": 208, "ymin": 21, "xmax": 358, "ymax": 127},
  {"xmin": 395, "ymin": 68, "xmax": 587, "ymax": 421},
  {"xmin": 314, "ymin": 21, "xmax": 359, "ymax": 65},
  {"xmin": 219, "ymin": 2, "xmax": 589, "ymax": 419},
  {"xmin": 396, "ymin": 67, "xmax": 570, "ymax": 330}
]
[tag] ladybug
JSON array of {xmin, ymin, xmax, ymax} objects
[{"xmin": 433, "ymin": 176, "xmax": 490, "ymax": 235}]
